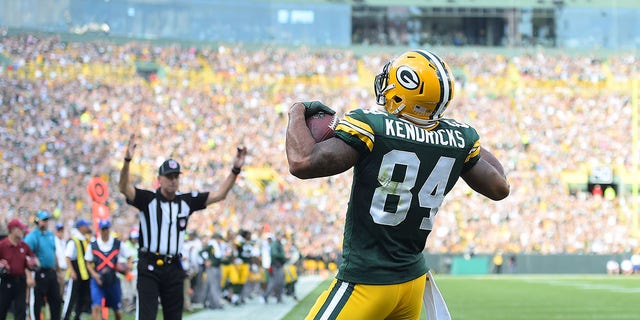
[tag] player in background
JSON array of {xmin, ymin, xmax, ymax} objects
[
  {"xmin": 199, "ymin": 233, "xmax": 225, "ymax": 309},
  {"xmin": 85, "ymin": 219, "xmax": 131, "ymax": 320},
  {"xmin": 220, "ymin": 231, "xmax": 237, "ymax": 304},
  {"xmin": 54, "ymin": 223, "xmax": 68, "ymax": 298},
  {"xmin": 0, "ymin": 218, "xmax": 38, "ymax": 320},
  {"xmin": 262, "ymin": 232, "xmax": 287, "ymax": 304},
  {"xmin": 62, "ymin": 218, "xmax": 92, "ymax": 320},
  {"xmin": 286, "ymin": 49, "xmax": 509, "ymax": 320},
  {"xmin": 25, "ymin": 210, "xmax": 63, "ymax": 320},
  {"xmin": 120, "ymin": 228, "xmax": 139, "ymax": 313},
  {"xmin": 228, "ymin": 229, "xmax": 251, "ymax": 305},
  {"xmin": 284, "ymin": 236, "xmax": 300, "ymax": 301}
]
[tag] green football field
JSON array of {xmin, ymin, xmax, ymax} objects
[
  {"xmin": 11, "ymin": 275, "xmax": 639, "ymax": 319},
  {"xmin": 284, "ymin": 275, "xmax": 640, "ymax": 320}
]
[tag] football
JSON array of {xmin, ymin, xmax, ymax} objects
[{"xmin": 306, "ymin": 112, "xmax": 337, "ymax": 143}]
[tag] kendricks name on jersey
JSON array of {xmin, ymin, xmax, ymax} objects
[{"xmin": 384, "ymin": 117, "xmax": 467, "ymax": 148}]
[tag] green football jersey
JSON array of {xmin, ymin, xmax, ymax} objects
[
  {"xmin": 199, "ymin": 245, "xmax": 222, "ymax": 267},
  {"xmin": 333, "ymin": 108, "xmax": 481, "ymax": 284},
  {"xmin": 236, "ymin": 239, "xmax": 254, "ymax": 263}
]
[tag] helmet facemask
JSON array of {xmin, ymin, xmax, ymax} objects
[{"xmin": 374, "ymin": 61, "xmax": 392, "ymax": 106}]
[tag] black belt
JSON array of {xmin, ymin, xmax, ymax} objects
[{"xmin": 139, "ymin": 251, "xmax": 180, "ymax": 266}]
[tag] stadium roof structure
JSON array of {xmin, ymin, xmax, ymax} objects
[
  {"xmin": 358, "ymin": 0, "xmax": 640, "ymax": 8},
  {"xmin": 29, "ymin": 0, "xmax": 640, "ymax": 8},
  {"xmin": 127, "ymin": 0, "xmax": 640, "ymax": 7}
]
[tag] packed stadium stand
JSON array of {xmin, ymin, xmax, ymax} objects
[{"xmin": 1, "ymin": 30, "xmax": 638, "ymax": 261}]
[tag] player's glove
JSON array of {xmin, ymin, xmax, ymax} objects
[{"xmin": 301, "ymin": 101, "xmax": 336, "ymax": 118}]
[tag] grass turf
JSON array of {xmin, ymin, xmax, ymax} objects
[
  {"xmin": 283, "ymin": 275, "xmax": 640, "ymax": 320},
  {"xmin": 11, "ymin": 275, "xmax": 638, "ymax": 319}
]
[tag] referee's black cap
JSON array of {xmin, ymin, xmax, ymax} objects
[{"xmin": 158, "ymin": 159, "xmax": 182, "ymax": 176}]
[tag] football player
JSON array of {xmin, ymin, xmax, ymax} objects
[
  {"xmin": 286, "ymin": 50, "xmax": 510, "ymax": 320},
  {"xmin": 219, "ymin": 231, "xmax": 237, "ymax": 303},
  {"xmin": 231, "ymin": 230, "xmax": 253, "ymax": 304}
]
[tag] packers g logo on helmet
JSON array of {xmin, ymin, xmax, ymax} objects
[
  {"xmin": 374, "ymin": 50, "xmax": 455, "ymax": 125},
  {"xmin": 396, "ymin": 66, "xmax": 420, "ymax": 90}
]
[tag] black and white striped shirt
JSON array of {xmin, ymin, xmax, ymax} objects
[{"xmin": 127, "ymin": 188, "xmax": 208, "ymax": 256}]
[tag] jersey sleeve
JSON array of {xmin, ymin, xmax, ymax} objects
[
  {"xmin": 127, "ymin": 188, "xmax": 156, "ymax": 210},
  {"xmin": 84, "ymin": 245, "xmax": 94, "ymax": 262},
  {"xmin": 334, "ymin": 109, "xmax": 375, "ymax": 155},
  {"xmin": 461, "ymin": 133, "xmax": 481, "ymax": 173},
  {"xmin": 65, "ymin": 239, "xmax": 76, "ymax": 259},
  {"xmin": 184, "ymin": 192, "xmax": 209, "ymax": 213},
  {"xmin": 23, "ymin": 232, "xmax": 37, "ymax": 252}
]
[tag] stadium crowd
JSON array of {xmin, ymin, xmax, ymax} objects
[{"xmin": 1, "ymin": 32, "xmax": 638, "ymax": 271}]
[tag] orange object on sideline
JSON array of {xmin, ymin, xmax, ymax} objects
[
  {"xmin": 91, "ymin": 202, "xmax": 110, "ymax": 235},
  {"xmin": 88, "ymin": 176, "xmax": 109, "ymax": 203},
  {"xmin": 102, "ymin": 297, "xmax": 109, "ymax": 319}
]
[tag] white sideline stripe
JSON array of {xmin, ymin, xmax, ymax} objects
[{"xmin": 520, "ymin": 279, "xmax": 640, "ymax": 293}]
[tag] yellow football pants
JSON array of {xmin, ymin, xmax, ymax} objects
[
  {"xmin": 231, "ymin": 263, "xmax": 250, "ymax": 285},
  {"xmin": 305, "ymin": 274, "xmax": 426, "ymax": 320},
  {"xmin": 220, "ymin": 264, "xmax": 238, "ymax": 287},
  {"xmin": 284, "ymin": 264, "xmax": 298, "ymax": 284}
]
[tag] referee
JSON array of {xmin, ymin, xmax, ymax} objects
[{"xmin": 118, "ymin": 134, "xmax": 247, "ymax": 320}]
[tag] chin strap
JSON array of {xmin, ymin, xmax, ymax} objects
[{"xmin": 390, "ymin": 103, "xmax": 406, "ymax": 115}]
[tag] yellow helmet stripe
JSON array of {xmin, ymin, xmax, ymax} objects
[
  {"xmin": 414, "ymin": 50, "xmax": 453, "ymax": 119},
  {"xmin": 336, "ymin": 116, "xmax": 375, "ymax": 151},
  {"xmin": 465, "ymin": 140, "xmax": 481, "ymax": 163}
]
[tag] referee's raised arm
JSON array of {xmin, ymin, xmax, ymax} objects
[
  {"xmin": 205, "ymin": 146, "xmax": 248, "ymax": 206},
  {"xmin": 119, "ymin": 133, "xmax": 137, "ymax": 201}
]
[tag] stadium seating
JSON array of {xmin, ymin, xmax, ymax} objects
[{"xmin": 1, "ymin": 34, "xmax": 637, "ymax": 260}]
